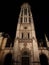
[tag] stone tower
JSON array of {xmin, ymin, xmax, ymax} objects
[
  {"xmin": 13, "ymin": 3, "xmax": 40, "ymax": 65},
  {"xmin": 0, "ymin": 3, "xmax": 49, "ymax": 65}
]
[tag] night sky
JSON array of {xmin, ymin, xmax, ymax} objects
[{"xmin": 0, "ymin": 0, "xmax": 49, "ymax": 43}]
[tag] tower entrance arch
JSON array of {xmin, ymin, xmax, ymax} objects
[{"xmin": 21, "ymin": 51, "xmax": 30, "ymax": 65}]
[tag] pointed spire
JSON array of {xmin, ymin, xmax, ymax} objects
[
  {"xmin": 45, "ymin": 34, "xmax": 49, "ymax": 47},
  {"xmin": 45, "ymin": 34, "xmax": 48, "ymax": 42}
]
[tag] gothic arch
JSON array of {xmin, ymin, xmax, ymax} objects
[
  {"xmin": 20, "ymin": 48, "xmax": 31, "ymax": 65},
  {"xmin": 21, "ymin": 51, "xmax": 30, "ymax": 65},
  {"xmin": 21, "ymin": 48, "xmax": 31, "ymax": 57},
  {"xmin": 3, "ymin": 53, "xmax": 12, "ymax": 65},
  {"xmin": 39, "ymin": 53, "xmax": 49, "ymax": 65}
]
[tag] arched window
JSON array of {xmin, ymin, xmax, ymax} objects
[
  {"xmin": 22, "ymin": 33, "xmax": 23, "ymax": 39},
  {"xmin": 39, "ymin": 54, "xmax": 48, "ymax": 65},
  {"xmin": 29, "ymin": 17, "xmax": 31, "ymax": 23},
  {"xmin": 24, "ymin": 17, "xmax": 27, "ymax": 22},
  {"xmin": 28, "ymin": 8, "xmax": 30, "ymax": 16},
  {"xmin": 4, "ymin": 53, "xmax": 12, "ymax": 65},
  {"xmin": 24, "ymin": 9, "xmax": 27, "ymax": 15},
  {"xmin": 28, "ymin": 33, "xmax": 29, "ymax": 39},
  {"xmin": 21, "ymin": 17, "xmax": 22, "ymax": 23}
]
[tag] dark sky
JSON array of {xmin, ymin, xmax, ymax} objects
[{"xmin": 0, "ymin": 0, "xmax": 49, "ymax": 42}]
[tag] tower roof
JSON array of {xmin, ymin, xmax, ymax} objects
[{"xmin": 21, "ymin": 3, "xmax": 31, "ymax": 9}]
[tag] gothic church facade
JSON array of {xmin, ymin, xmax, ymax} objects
[{"xmin": 0, "ymin": 3, "xmax": 49, "ymax": 65}]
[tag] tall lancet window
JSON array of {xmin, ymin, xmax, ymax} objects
[
  {"xmin": 22, "ymin": 33, "xmax": 23, "ymax": 39},
  {"xmin": 21, "ymin": 17, "xmax": 22, "ymax": 23},
  {"xmin": 28, "ymin": 33, "xmax": 29, "ymax": 39},
  {"xmin": 29, "ymin": 17, "xmax": 31, "ymax": 23},
  {"xmin": 24, "ymin": 17, "xmax": 27, "ymax": 22},
  {"xmin": 28, "ymin": 8, "xmax": 30, "ymax": 16},
  {"xmin": 24, "ymin": 9, "xmax": 27, "ymax": 15}
]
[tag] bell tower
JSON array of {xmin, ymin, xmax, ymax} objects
[{"xmin": 13, "ymin": 3, "xmax": 40, "ymax": 65}]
